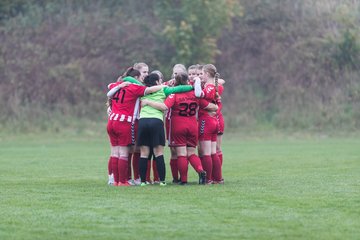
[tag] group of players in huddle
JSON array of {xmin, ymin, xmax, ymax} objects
[{"xmin": 106, "ymin": 62, "xmax": 225, "ymax": 186}]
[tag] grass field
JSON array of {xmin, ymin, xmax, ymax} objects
[{"xmin": 0, "ymin": 131, "xmax": 359, "ymax": 239}]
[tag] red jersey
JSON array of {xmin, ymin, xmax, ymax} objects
[
  {"xmin": 216, "ymin": 84, "xmax": 224, "ymax": 134},
  {"xmin": 202, "ymin": 83, "xmax": 216, "ymax": 101},
  {"xmin": 165, "ymin": 91, "xmax": 208, "ymax": 122},
  {"xmin": 216, "ymin": 84, "xmax": 224, "ymax": 114},
  {"xmin": 108, "ymin": 83, "xmax": 146, "ymax": 122},
  {"xmin": 198, "ymin": 83, "xmax": 217, "ymax": 119}
]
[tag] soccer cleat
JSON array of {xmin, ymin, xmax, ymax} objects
[
  {"xmin": 172, "ymin": 178, "xmax": 180, "ymax": 184},
  {"xmin": 213, "ymin": 179, "xmax": 225, "ymax": 184},
  {"xmin": 127, "ymin": 179, "xmax": 135, "ymax": 186},
  {"xmin": 198, "ymin": 171, "xmax": 207, "ymax": 185},
  {"xmin": 159, "ymin": 182, "xmax": 167, "ymax": 186},
  {"xmin": 140, "ymin": 182, "xmax": 148, "ymax": 187},
  {"xmin": 179, "ymin": 181, "xmax": 188, "ymax": 185},
  {"xmin": 108, "ymin": 174, "xmax": 114, "ymax": 185},
  {"xmin": 153, "ymin": 181, "xmax": 160, "ymax": 184},
  {"xmin": 133, "ymin": 178, "xmax": 141, "ymax": 185}
]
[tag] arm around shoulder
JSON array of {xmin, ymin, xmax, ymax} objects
[
  {"xmin": 144, "ymin": 85, "xmax": 165, "ymax": 95},
  {"xmin": 141, "ymin": 99, "xmax": 168, "ymax": 111}
]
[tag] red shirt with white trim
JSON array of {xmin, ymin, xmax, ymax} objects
[{"xmin": 108, "ymin": 82, "xmax": 146, "ymax": 122}]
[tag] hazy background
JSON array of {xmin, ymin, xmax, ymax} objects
[{"xmin": 1, "ymin": 0, "xmax": 359, "ymax": 133}]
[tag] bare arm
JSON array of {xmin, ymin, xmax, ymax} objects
[
  {"xmin": 218, "ymin": 78, "xmax": 225, "ymax": 85},
  {"xmin": 107, "ymin": 82, "xmax": 131, "ymax": 97},
  {"xmin": 141, "ymin": 99, "xmax": 168, "ymax": 111},
  {"xmin": 204, "ymin": 102, "xmax": 218, "ymax": 112}
]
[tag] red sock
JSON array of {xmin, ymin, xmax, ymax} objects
[
  {"xmin": 152, "ymin": 160, "xmax": 159, "ymax": 182},
  {"xmin": 201, "ymin": 155, "xmax": 212, "ymax": 182},
  {"xmin": 170, "ymin": 158, "xmax": 178, "ymax": 180},
  {"xmin": 111, "ymin": 157, "xmax": 119, "ymax": 183},
  {"xmin": 108, "ymin": 156, "xmax": 112, "ymax": 175},
  {"xmin": 132, "ymin": 152, "xmax": 140, "ymax": 179},
  {"xmin": 218, "ymin": 151, "xmax": 223, "ymax": 166},
  {"xmin": 188, "ymin": 154, "xmax": 203, "ymax": 173},
  {"xmin": 146, "ymin": 160, "xmax": 151, "ymax": 182},
  {"xmin": 212, "ymin": 153, "xmax": 222, "ymax": 182},
  {"xmin": 118, "ymin": 157, "xmax": 128, "ymax": 184},
  {"xmin": 177, "ymin": 156, "xmax": 188, "ymax": 182},
  {"xmin": 128, "ymin": 153, "xmax": 133, "ymax": 180}
]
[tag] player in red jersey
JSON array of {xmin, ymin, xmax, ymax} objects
[
  {"xmin": 194, "ymin": 64, "xmax": 222, "ymax": 184},
  {"xmin": 142, "ymin": 72, "xmax": 218, "ymax": 184},
  {"xmin": 106, "ymin": 71, "xmax": 164, "ymax": 186},
  {"xmin": 164, "ymin": 64, "xmax": 187, "ymax": 183},
  {"xmin": 106, "ymin": 67, "xmax": 142, "ymax": 185},
  {"xmin": 193, "ymin": 64, "xmax": 226, "ymax": 175},
  {"xmin": 215, "ymin": 83, "xmax": 225, "ymax": 183},
  {"xmin": 187, "ymin": 64, "xmax": 198, "ymax": 85}
]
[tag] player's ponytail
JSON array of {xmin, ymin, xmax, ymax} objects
[
  {"xmin": 215, "ymin": 71, "xmax": 220, "ymax": 100},
  {"xmin": 203, "ymin": 64, "xmax": 220, "ymax": 99},
  {"xmin": 123, "ymin": 67, "xmax": 141, "ymax": 78},
  {"xmin": 175, "ymin": 72, "xmax": 189, "ymax": 86}
]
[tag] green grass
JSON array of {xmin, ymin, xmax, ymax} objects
[{"xmin": 0, "ymin": 132, "xmax": 359, "ymax": 239}]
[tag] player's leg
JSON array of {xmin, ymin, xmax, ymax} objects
[
  {"xmin": 187, "ymin": 147, "xmax": 206, "ymax": 184},
  {"xmin": 176, "ymin": 146, "xmax": 188, "ymax": 184},
  {"xmin": 153, "ymin": 145, "xmax": 166, "ymax": 185},
  {"xmin": 169, "ymin": 147, "xmax": 179, "ymax": 183},
  {"xmin": 109, "ymin": 146, "xmax": 119, "ymax": 185},
  {"xmin": 217, "ymin": 114, "xmax": 224, "ymax": 167},
  {"xmin": 167, "ymin": 118, "xmax": 179, "ymax": 183},
  {"xmin": 117, "ymin": 146, "xmax": 131, "ymax": 186},
  {"xmin": 152, "ymin": 119, "xmax": 166, "ymax": 185},
  {"xmin": 132, "ymin": 120, "xmax": 141, "ymax": 185},
  {"xmin": 107, "ymin": 122, "xmax": 119, "ymax": 186},
  {"xmin": 216, "ymin": 134, "xmax": 223, "ymax": 165},
  {"xmin": 127, "ymin": 145, "xmax": 134, "ymax": 185},
  {"xmin": 152, "ymin": 156, "xmax": 160, "ymax": 183},
  {"xmin": 199, "ymin": 140, "xmax": 212, "ymax": 183},
  {"xmin": 107, "ymin": 151, "xmax": 114, "ymax": 185},
  {"xmin": 139, "ymin": 145, "xmax": 150, "ymax": 184},
  {"xmin": 211, "ymin": 136, "xmax": 222, "ymax": 184}
]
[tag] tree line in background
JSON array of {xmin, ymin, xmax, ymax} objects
[{"xmin": 0, "ymin": 0, "xmax": 359, "ymax": 132}]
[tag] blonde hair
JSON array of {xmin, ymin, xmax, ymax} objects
[
  {"xmin": 173, "ymin": 63, "xmax": 186, "ymax": 72},
  {"xmin": 133, "ymin": 62, "xmax": 148, "ymax": 71},
  {"xmin": 172, "ymin": 63, "xmax": 187, "ymax": 78},
  {"xmin": 188, "ymin": 65, "xmax": 197, "ymax": 72},
  {"xmin": 203, "ymin": 64, "xmax": 220, "ymax": 99}
]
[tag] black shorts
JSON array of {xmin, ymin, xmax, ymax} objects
[{"xmin": 137, "ymin": 118, "xmax": 165, "ymax": 147}]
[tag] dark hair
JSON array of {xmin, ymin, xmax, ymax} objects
[
  {"xmin": 143, "ymin": 73, "xmax": 160, "ymax": 87},
  {"xmin": 123, "ymin": 67, "xmax": 141, "ymax": 78},
  {"xmin": 175, "ymin": 72, "xmax": 189, "ymax": 86},
  {"xmin": 151, "ymin": 70, "xmax": 164, "ymax": 82}
]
